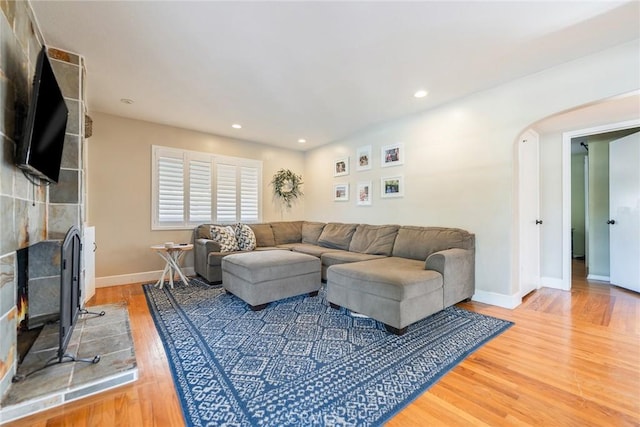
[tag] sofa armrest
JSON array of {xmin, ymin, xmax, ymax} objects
[
  {"xmin": 194, "ymin": 238, "xmax": 221, "ymax": 279},
  {"xmin": 196, "ymin": 238, "xmax": 221, "ymax": 253},
  {"xmin": 425, "ymin": 248, "xmax": 475, "ymax": 306}
]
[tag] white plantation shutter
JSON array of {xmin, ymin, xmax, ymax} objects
[
  {"xmin": 241, "ymin": 166, "xmax": 259, "ymax": 222},
  {"xmin": 215, "ymin": 162, "xmax": 261, "ymax": 223},
  {"xmin": 216, "ymin": 163, "xmax": 237, "ymax": 223},
  {"xmin": 157, "ymin": 155, "xmax": 184, "ymax": 223},
  {"xmin": 189, "ymin": 159, "xmax": 212, "ymax": 222},
  {"xmin": 152, "ymin": 146, "xmax": 262, "ymax": 229}
]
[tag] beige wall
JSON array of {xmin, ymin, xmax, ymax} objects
[{"xmin": 87, "ymin": 112, "xmax": 304, "ymax": 278}]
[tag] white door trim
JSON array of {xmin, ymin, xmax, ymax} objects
[{"xmin": 560, "ymin": 119, "xmax": 640, "ymax": 290}]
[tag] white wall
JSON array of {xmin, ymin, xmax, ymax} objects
[{"xmin": 304, "ymin": 40, "xmax": 640, "ymax": 303}]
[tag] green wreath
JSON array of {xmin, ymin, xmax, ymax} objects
[{"xmin": 271, "ymin": 169, "xmax": 303, "ymax": 208}]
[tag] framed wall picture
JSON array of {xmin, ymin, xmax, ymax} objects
[
  {"xmin": 356, "ymin": 145, "xmax": 372, "ymax": 171},
  {"xmin": 380, "ymin": 176, "xmax": 403, "ymax": 198},
  {"xmin": 357, "ymin": 181, "xmax": 372, "ymax": 206},
  {"xmin": 334, "ymin": 157, "xmax": 349, "ymax": 177},
  {"xmin": 381, "ymin": 143, "xmax": 404, "ymax": 167},
  {"xmin": 334, "ymin": 183, "xmax": 349, "ymax": 201}
]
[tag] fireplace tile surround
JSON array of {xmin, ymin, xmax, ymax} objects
[{"xmin": 0, "ymin": 1, "xmax": 89, "ymax": 405}]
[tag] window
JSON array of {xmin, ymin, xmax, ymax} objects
[{"xmin": 152, "ymin": 146, "xmax": 262, "ymax": 229}]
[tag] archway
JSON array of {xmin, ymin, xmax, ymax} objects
[{"xmin": 518, "ymin": 92, "xmax": 639, "ymax": 295}]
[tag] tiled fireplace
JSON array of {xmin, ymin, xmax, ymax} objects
[{"xmin": 0, "ymin": 1, "xmax": 88, "ymax": 404}]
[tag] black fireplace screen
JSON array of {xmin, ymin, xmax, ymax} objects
[{"xmin": 59, "ymin": 225, "xmax": 82, "ymax": 361}]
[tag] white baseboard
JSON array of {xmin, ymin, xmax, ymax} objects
[
  {"xmin": 540, "ymin": 276, "xmax": 568, "ymax": 291},
  {"xmin": 96, "ymin": 267, "xmax": 196, "ymax": 288},
  {"xmin": 472, "ymin": 290, "xmax": 521, "ymax": 309},
  {"xmin": 587, "ymin": 274, "xmax": 610, "ymax": 282}
]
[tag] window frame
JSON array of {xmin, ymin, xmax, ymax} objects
[{"xmin": 151, "ymin": 145, "xmax": 262, "ymax": 230}]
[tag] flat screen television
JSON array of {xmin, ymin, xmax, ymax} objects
[{"xmin": 15, "ymin": 46, "xmax": 68, "ymax": 183}]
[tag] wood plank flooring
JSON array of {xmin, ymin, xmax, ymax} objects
[{"xmin": 5, "ymin": 260, "xmax": 639, "ymax": 426}]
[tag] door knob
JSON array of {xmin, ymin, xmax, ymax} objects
[
  {"xmin": 535, "ymin": 220, "xmax": 543, "ymax": 225},
  {"xmin": 607, "ymin": 219, "xmax": 616, "ymax": 225}
]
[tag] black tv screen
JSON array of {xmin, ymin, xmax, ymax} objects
[{"xmin": 16, "ymin": 46, "xmax": 68, "ymax": 183}]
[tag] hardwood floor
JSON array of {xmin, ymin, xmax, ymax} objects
[{"xmin": 6, "ymin": 261, "xmax": 639, "ymax": 426}]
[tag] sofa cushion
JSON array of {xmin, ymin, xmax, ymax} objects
[
  {"xmin": 235, "ymin": 223, "xmax": 257, "ymax": 251},
  {"xmin": 271, "ymin": 221, "xmax": 303, "ymax": 245},
  {"xmin": 392, "ymin": 226, "xmax": 474, "ymax": 261},
  {"xmin": 287, "ymin": 243, "xmax": 342, "ymax": 258},
  {"xmin": 349, "ymin": 224, "xmax": 399, "ymax": 256},
  {"xmin": 317, "ymin": 223, "xmax": 358, "ymax": 250},
  {"xmin": 321, "ymin": 251, "xmax": 385, "ymax": 268},
  {"xmin": 196, "ymin": 224, "xmax": 213, "ymax": 239},
  {"xmin": 301, "ymin": 221, "xmax": 326, "ymax": 245},
  {"xmin": 210, "ymin": 225, "xmax": 239, "ymax": 252},
  {"xmin": 248, "ymin": 223, "xmax": 275, "ymax": 247}
]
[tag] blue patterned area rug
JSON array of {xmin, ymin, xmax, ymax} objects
[{"xmin": 143, "ymin": 279, "xmax": 512, "ymax": 426}]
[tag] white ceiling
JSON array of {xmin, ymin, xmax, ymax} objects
[{"xmin": 30, "ymin": 1, "xmax": 640, "ymax": 151}]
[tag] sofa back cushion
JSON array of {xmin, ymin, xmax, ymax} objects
[
  {"xmin": 392, "ymin": 226, "xmax": 475, "ymax": 260},
  {"xmin": 196, "ymin": 224, "xmax": 213, "ymax": 239},
  {"xmin": 271, "ymin": 221, "xmax": 303, "ymax": 245},
  {"xmin": 248, "ymin": 223, "xmax": 276, "ymax": 247},
  {"xmin": 349, "ymin": 224, "xmax": 399, "ymax": 256},
  {"xmin": 317, "ymin": 223, "xmax": 358, "ymax": 250},
  {"xmin": 302, "ymin": 221, "xmax": 326, "ymax": 245}
]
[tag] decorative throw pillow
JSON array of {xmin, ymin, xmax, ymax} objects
[
  {"xmin": 210, "ymin": 225, "xmax": 239, "ymax": 252},
  {"xmin": 235, "ymin": 223, "xmax": 257, "ymax": 251}
]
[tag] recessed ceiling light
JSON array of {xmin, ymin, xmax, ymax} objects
[
  {"xmin": 414, "ymin": 90, "xmax": 428, "ymax": 98},
  {"xmin": 120, "ymin": 98, "xmax": 134, "ymax": 104},
  {"xmin": 298, "ymin": 139, "xmax": 306, "ymax": 144},
  {"xmin": 232, "ymin": 124, "xmax": 242, "ymax": 129}
]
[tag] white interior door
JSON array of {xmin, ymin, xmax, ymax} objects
[
  {"xmin": 609, "ymin": 132, "xmax": 640, "ymax": 292},
  {"xmin": 519, "ymin": 129, "xmax": 541, "ymax": 297},
  {"xmin": 83, "ymin": 226, "xmax": 96, "ymax": 303}
]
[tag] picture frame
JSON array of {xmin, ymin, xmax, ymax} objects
[
  {"xmin": 357, "ymin": 181, "xmax": 372, "ymax": 206},
  {"xmin": 380, "ymin": 176, "xmax": 403, "ymax": 198},
  {"xmin": 334, "ymin": 157, "xmax": 349, "ymax": 177},
  {"xmin": 334, "ymin": 183, "xmax": 349, "ymax": 201},
  {"xmin": 381, "ymin": 142, "xmax": 404, "ymax": 167},
  {"xmin": 356, "ymin": 145, "xmax": 372, "ymax": 171}
]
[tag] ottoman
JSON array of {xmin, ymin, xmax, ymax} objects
[{"xmin": 221, "ymin": 250, "xmax": 321, "ymax": 310}]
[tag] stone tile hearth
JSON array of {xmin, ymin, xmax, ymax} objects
[{"xmin": 0, "ymin": 303, "xmax": 138, "ymax": 424}]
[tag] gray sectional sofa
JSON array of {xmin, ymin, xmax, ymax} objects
[{"xmin": 194, "ymin": 221, "xmax": 475, "ymax": 334}]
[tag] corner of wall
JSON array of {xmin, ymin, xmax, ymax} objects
[{"xmin": 472, "ymin": 290, "xmax": 522, "ymax": 310}]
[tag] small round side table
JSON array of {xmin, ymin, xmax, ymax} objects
[{"xmin": 150, "ymin": 243, "xmax": 193, "ymax": 289}]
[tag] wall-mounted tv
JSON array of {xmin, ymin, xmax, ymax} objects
[{"xmin": 15, "ymin": 46, "xmax": 68, "ymax": 184}]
